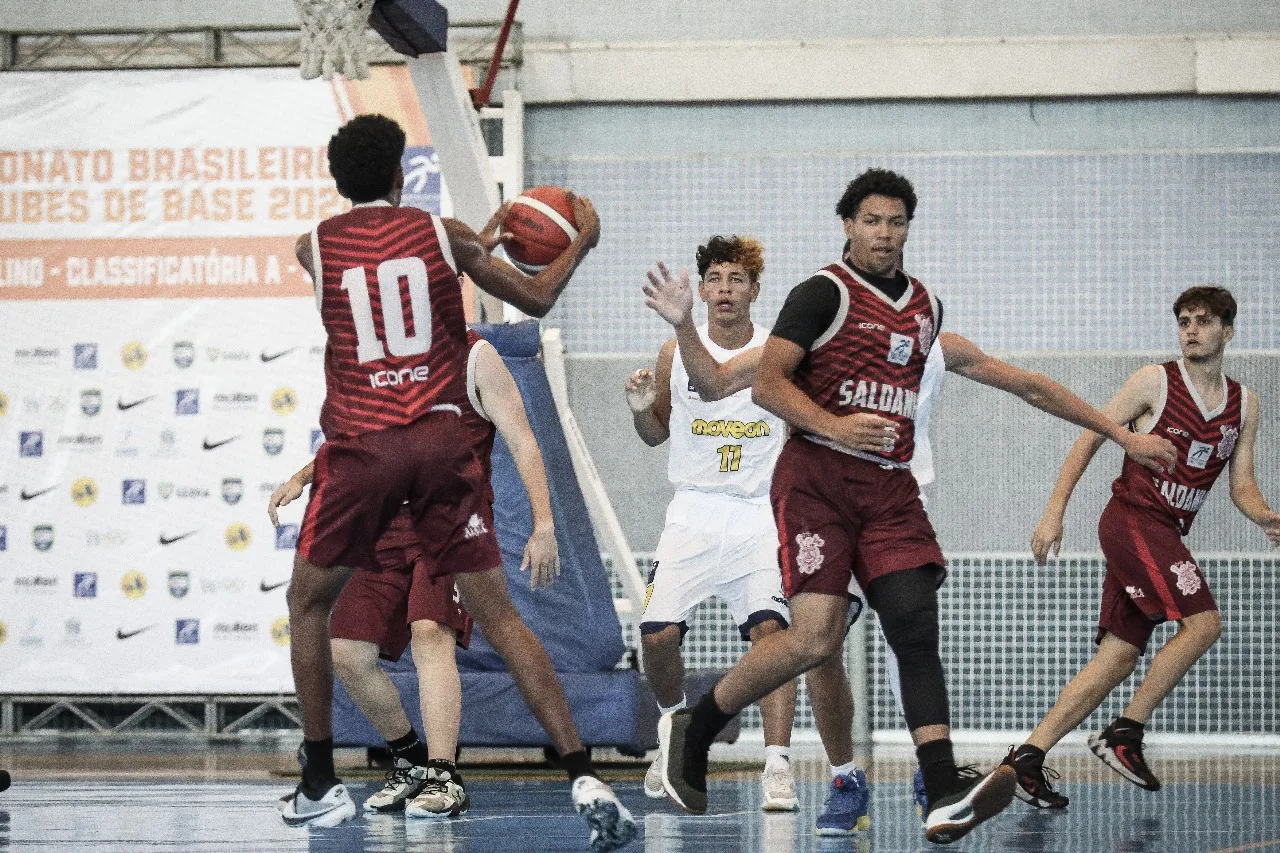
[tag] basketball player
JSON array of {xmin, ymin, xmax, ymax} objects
[
  {"xmin": 1009, "ymin": 287, "xmax": 1279, "ymax": 807},
  {"xmin": 280, "ymin": 114, "xmax": 635, "ymax": 853},
  {"xmin": 269, "ymin": 326, "xmax": 558, "ymax": 819},
  {"xmin": 656, "ymin": 167, "xmax": 1177, "ymax": 844}
]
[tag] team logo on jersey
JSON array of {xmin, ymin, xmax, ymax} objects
[
  {"xmin": 1169, "ymin": 560, "xmax": 1202, "ymax": 596},
  {"xmin": 80, "ymin": 389, "xmax": 102, "ymax": 416},
  {"xmin": 121, "ymin": 341, "xmax": 148, "ymax": 370},
  {"xmin": 168, "ymin": 571, "xmax": 191, "ymax": 599},
  {"xmin": 33, "ymin": 524, "xmax": 54, "ymax": 552},
  {"xmin": 71, "ymin": 478, "xmax": 99, "ymax": 507},
  {"xmin": 1186, "ymin": 439, "xmax": 1214, "ymax": 470},
  {"xmin": 1125, "ymin": 585, "xmax": 1145, "ymax": 600},
  {"xmin": 271, "ymin": 387, "xmax": 297, "ymax": 415},
  {"xmin": 74, "ymin": 343, "xmax": 99, "ymax": 370},
  {"xmin": 1217, "ymin": 425, "xmax": 1239, "ymax": 460},
  {"xmin": 271, "ymin": 616, "xmax": 291, "ymax": 647},
  {"xmin": 121, "ymin": 570, "xmax": 148, "ymax": 599},
  {"xmin": 887, "ymin": 332, "xmax": 914, "ymax": 366},
  {"xmin": 914, "ymin": 312, "xmax": 935, "ymax": 354},
  {"xmin": 225, "ymin": 523, "xmax": 252, "ymax": 552},
  {"xmin": 172, "ymin": 341, "xmax": 195, "ymax": 369},
  {"xmin": 221, "ymin": 478, "xmax": 244, "ymax": 505},
  {"xmin": 795, "ymin": 532, "xmax": 825, "ymax": 575},
  {"xmin": 464, "ymin": 514, "xmax": 488, "ymax": 539}
]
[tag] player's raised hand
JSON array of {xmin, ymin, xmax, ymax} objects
[
  {"xmin": 1120, "ymin": 432, "xmax": 1177, "ymax": 473},
  {"xmin": 643, "ymin": 262, "xmax": 694, "ymax": 328},
  {"xmin": 1031, "ymin": 512, "xmax": 1065, "ymax": 565},
  {"xmin": 521, "ymin": 522, "xmax": 560, "ymax": 589},
  {"xmin": 478, "ymin": 200, "xmax": 513, "ymax": 252},
  {"xmin": 567, "ymin": 192, "xmax": 601, "ymax": 250},
  {"xmin": 626, "ymin": 368, "xmax": 658, "ymax": 413},
  {"xmin": 267, "ymin": 477, "xmax": 305, "ymax": 526},
  {"xmin": 831, "ymin": 412, "xmax": 897, "ymax": 454}
]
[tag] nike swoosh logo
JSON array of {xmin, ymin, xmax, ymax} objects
[
  {"xmin": 260, "ymin": 579, "xmax": 289, "ymax": 593},
  {"xmin": 117, "ymin": 396, "xmax": 156, "ymax": 411},
  {"xmin": 116, "ymin": 625, "xmax": 156, "ymax": 640},
  {"xmin": 20, "ymin": 486, "xmax": 56, "ymax": 500},
  {"xmin": 202, "ymin": 436, "xmax": 241, "ymax": 451},
  {"xmin": 159, "ymin": 530, "xmax": 199, "ymax": 545},
  {"xmin": 260, "ymin": 347, "xmax": 298, "ymax": 363}
]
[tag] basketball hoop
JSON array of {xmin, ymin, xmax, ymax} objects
[{"xmin": 292, "ymin": 0, "xmax": 375, "ymax": 80}]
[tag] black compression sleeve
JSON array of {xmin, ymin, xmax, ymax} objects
[{"xmin": 770, "ymin": 276, "xmax": 841, "ymax": 351}]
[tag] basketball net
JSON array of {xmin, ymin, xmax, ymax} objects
[{"xmin": 292, "ymin": 0, "xmax": 375, "ymax": 80}]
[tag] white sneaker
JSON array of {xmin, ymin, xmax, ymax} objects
[
  {"xmin": 364, "ymin": 759, "xmax": 430, "ymax": 813},
  {"xmin": 279, "ymin": 782, "xmax": 357, "ymax": 827},
  {"xmin": 406, "ymin": 764, "xmax": 470, "ymax": 819},
  {"xmin": 571, "ymin": 775, "xmax": 638, "ymax": 853},
  {"xmin": 761, "ymin": 759, "xmax": 799, "ymax": 811},
  {"xmin": 644, "ymin": 721, "xmax": 668, "ymax": 799}
]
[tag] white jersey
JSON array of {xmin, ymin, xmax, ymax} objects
[
  {"xmin": 910, "ymin": 339, "xmax": 946, "ymax": 488},
  {"xmin": 667, "ymin": 323, "xmax": 785, "ymax": 502}
]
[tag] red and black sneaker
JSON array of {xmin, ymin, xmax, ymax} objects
[
  {"xmin": 1004, "ymin": 748, "xmax": 1069, "ymax": 809},
  {"xmin": 1087, "ymin": 722, "xmax": 1161, "ymax": 791}
]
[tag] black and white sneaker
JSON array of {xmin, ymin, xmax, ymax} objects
[
  {"xmin": 923, "ymin": 764, "xmax": 1016, "ymax": 845},
  {"xmin": 279, "ymin": 781, "xmax": 357, "ymax": 827},
  {"xmin": 659, "ymin": 710, "xmax": 709, "ymax": 815},
  {"xmin": 1088, "ymin": 722, "xmax": 1161, "ymax": 791},
  {"xmin": 571, "ymin": 775, "xmax": 637, "ymax": 852},
  {"xmin": 364, "ymin": 759, "xmax": 431, "ymax": 813},
  {"xmin": 1006, "ymin": 748, "xmax": 1069, "ymax": 809}
]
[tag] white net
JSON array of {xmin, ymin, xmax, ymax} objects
[{"xmin": 293, "ymin": 0, "xmax": 375, "ymax": 80}]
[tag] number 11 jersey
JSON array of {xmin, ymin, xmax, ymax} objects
[{"xmin": 312, "ymin": 201, "xmax": 470, "ymax": 439}]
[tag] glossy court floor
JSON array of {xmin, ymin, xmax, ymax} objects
[{"xmin": 0, "ymin": 743, "xmax": 1276, "ymax": 852}]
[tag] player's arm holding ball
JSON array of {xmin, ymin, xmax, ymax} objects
[
  {"xmin": 627, "ymin": 340, "xmax": 674, "ymax": 447},
  {"xmin": 1226, "ymin": 390, "xmax": 1280, "ymax": 546}
]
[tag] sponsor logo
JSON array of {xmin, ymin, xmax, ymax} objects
[
  {"xmin": 0, "ymin": 390, "xmax": 6, "ymax": 416},
  {"xmin": 23, "ymin": 395, "xmax": 67, "ymax": 415},
  {"xmin": 260, "ymin": 578, "xmax": 289, "ymax": 593},
  {"xmin": 172, "ymin": 341, "xmax": 195, "ymax": 368},
  {"xmin": 155, "ymin": 428, "xmax": 178, "ymax": 457},
  {"xmin": 73, "ymin": 572, "xmax": 98, "ymax": 598},
  {"xmin": 271, "ymin": 386, "xmax": 298, "ymax": 415},
  {"xmin": 370, "ymin": 365, "xmax": 430, "ymax": 388},
  {"xmin": 1187, "ymin": 439, "xmax": 1214, "ymax": 470},
  {"xmin": 71, "ymin": 478, "xmax": 99, "ymax": 507},
  {"xmin": 1165, "ymin": 426, "xmax": 1189, "ymax": 437},
  {"xmin": 310, "ymin": 429, "xmax": 326, "ymax": 454},
  {"xmin": 464, "ymin": 513, "xmax": 488, "ymax": 539},
  {"xmin": 122, "ymin": 479, "xmax": 146, "ymax": 505},
  {"xmin": 121, "ymin": 341, "xmax": 148, "ymax": 370},
  {"xmin": 17, "ymin": 618, "xmax": 45, "ymax": 648},
  {"xmin": 15, "ymin": 575, "xmax": 59, "ymax": 593},
  {"xmin": 263, "ymin": 428, "xmax": 285, "ymax": 455},
  {"xmin": 259, "ymin": 481, "xmax": 284, "ymax": 495},
  {"xmin": 1125, "ymin": 585, "xmax": 1146, "ymax": 600},
  {"xmin": 20, "ymin": 485, "xmax": 56, "ymax": 501},
  {"xmin": 158, "ymin": 483, "xmax": 210, "ymax": 500},
  {"xmin": 212, "ymin": 621, "xmax": 259, "ymax": 640},
  {"xmin": 117, "ymin": 395, "xmax": 155, "ymax": 412},
  {"xmin": 15, "ymin": 346, "xmax": 59, "ymax": 367},
  {"xmin": 795, "ymin": 531, "xmax": 825, "ymax": 575},
  {"xmin": 1170, "ymin": 560, "xmax": 1203, "ymax": 596},
  {"xmin": 117, "ymin": 624, "xmax": 156, "ymax": 640},
  {"xmin": 80, "ymin": 389, "xmax": 103, "ymax": 416},
  {"xmin": 690, "ymin": 419, "xmax": 771, "ymax": 439},
  {"xmin": 159, "ymin": 530, "xmax": 198, "ymax": 546},
  {"xmin": 1217, "ymin": 425, "xmax": 1239, "ymax": 459},
  {"xmin": 74, "ymin": 343, "xmax": 99, "ymax": 369},
  {"xmin": 205, "ymin": 347, "xmax": 252, "ymax": 363},
  {"xmin": 0, "ymin": 620, "xmax": 5, "ymax": 645},
  {"xmin": 200, "ymin": 577, "xmax": 246, "ymax": 595},
  {"xmin": 887, "ymin": 332, "xmax": 914, "ymax": 366},
  {"xmin": 85, "ymin": 528, "xmax": 128, "ymax": 548},
  {"xmin": 203, "ymin": 435, "xmax": 239, "ymax": 451},
  {"xmin": 175, "ymin": 389, "xmax": 200, "ymax": 416},
  {"xmin": 0, "ymin": 524, "xmax": 6, "ymax": 551},
  {"xmin": 32, "ymin": 524, "xmax": 54, "ymax": 552},
  {"xmin": 225, "ymin": 522, "xmax": 252, "ymax": 552},
  {"xmin": 167, "ymin": 571, "xmax": 191, "ymax": 599},
  {"xmin": 858, "ymin": 322, "xmax": 887, "ymax": 332},
  {"xmin": 914, "ymin": 312, "xmax": 935, "ymax": 354},
  {"xmin": 175, "ymin": 619, "xmax": 200, "ymax": 645},
  {"xmin": 213, "ymin": 391, "xmax": 258, "ymax": 411},
  {"xmin": 837, "ymin": 379, "xmax": 918, "ymax": 420},
  {"xmin": 271, "ymin": 616, "xmax": 291, "ymax": 647},
  {"xmin": 221, "ymin": 477, "xmax": 244, "ymax": 505},
  {"xmin": 275, "ymin": 524, "xmax": 299, "ymax": 550},
  {"xmin": 121, "ymin": 570, "xmax": 148, "ymax": 599},
  {"xmin": 63, "ymin": 618, "xmax": 87, "ymax": 645},
  {"xmin": 20, "ymin": 430, "xmax": 44, "ymax": 457},
  {"xmin": 260, "ymin": 347, "xmax": 298, "ymax": 363},
  {"xmin": 56, "ymin": 433, "xmax": 104, "ymax": 453}
]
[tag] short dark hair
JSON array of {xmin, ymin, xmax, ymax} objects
[
  {"xmin": 696, "ymin": 235, "xmax": 764, "ymax": 282},
  {"xmin": 1174, "ymin": 286, "xmax": 1236, "ymax": 327},
  {"xmin": 327, "ymin": 114, "xmax": 406, "ymax": 203},
  {"xmin": 836, "ymin": 168, "xmax": 918, "ymax": 221}
]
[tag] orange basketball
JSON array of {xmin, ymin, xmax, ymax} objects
[{"xmin": 502, "ymin": 186, "xmax": 579, "ymax": 274}]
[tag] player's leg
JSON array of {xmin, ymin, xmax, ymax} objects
[
  {"xmin": 1127, "ymin": 608, "xmax": 1221, "ymax": 722},
  {"xmin": 639, "ymin": 623, "xmax": 686, "ymax": 799},
  {"xmin": 405, "ymin": 618, "xmax": 469, "ymax": 819},
  {"xmin": 806, "ymin": 645, "xmax": 873, "ymax": 835}
]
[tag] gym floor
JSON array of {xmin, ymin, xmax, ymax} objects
[{"xmin": 1, "ymin": 743, "xmax": 1276, "ymax": 851}]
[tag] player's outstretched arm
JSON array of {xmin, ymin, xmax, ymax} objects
[
  {"xmin": 627, "ymin": 340, "xmax": 674, "ymax": 447},
  {"xmin": 474, "ymin": 343, "xmax": 560, "ymax": 588},
  {"xmin": 443, "ymin": 195, "xmax": 600, "ymax": 318},
  {"xmin": 642, "ymin": 261, "xmax": 759, "ymax": 400},
  {"xmin": 268, "ymin": 460, "xmax": 315, "ymax": 526},
  {"xmin": 1026, "ymin": 363, "xmax": 1166, "ymax": 564},
  {"xmin": 753, "ymin": 336, "xmax": 897, "ymax": 454},
  {"xmin": 1227, "ymin": 390, "xmax": 1280, "ymax": 546}
]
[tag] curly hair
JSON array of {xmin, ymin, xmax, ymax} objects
[
  {"xmin": 327, "ymin": 114, "xmax": 406, "ymax": 203},
  {"xmin": 835, "ymin": 168, "xmax": 918, "ymax": 221},
  {"xmin": 1174, "ymin": 286, "xmax": 1237, "ymax": 327},
  {"xmin": 695, "ymin": 235, "xmax": 765, "ymax": 283}
]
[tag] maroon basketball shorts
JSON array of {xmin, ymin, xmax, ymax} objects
[
  {"xmin": 772, "ymin": 437, "xmax": 945, "ymax": 600},
  {"xmin": 1096, "ymin": 498, "xmax": 1217, "ymax": 654},
  {"xmin": 299, "ymin": 409, "xmax": 500, "ymax": 578}
]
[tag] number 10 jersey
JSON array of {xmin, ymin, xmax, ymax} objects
[
  {"xmin": 667, "ymin": 323, "xmax": 785, "ymax": 502},
  {"xmin": 312, "ymin": 201, "xmax": 470, "ymax": 439}
]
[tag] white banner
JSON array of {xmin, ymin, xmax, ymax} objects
[{"xmin": 0, "ymin": 67, "xmax": 445, "ymax": 692}]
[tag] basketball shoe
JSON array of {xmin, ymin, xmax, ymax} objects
[
  {"xmin": 643, "ymin": 719, "xmax": 668, "ymax": 799},
  {"xmin": 923, "ymin": 763, "xmax": 1016, "ymax": 845},
  {"xmin": 1005, "ymin": 747, "xmax": 1069, "ymax": 809},
  {"xmin": 406, "ymin": 761, "xmax": 470, "ymax": 818},
  {"xmin": 814, "ymin": 769, "xmax": 870, "ymax": 835},
  {"xmin": 1088, "ymin": 720, "xmax": 1161, "ymax": 791},
  {"xmin": 279, "ymin": 782, "xmax": 358, "ymax": 827},
  {"xmin": 761, "ymin": 757, "xmax": 799, "ymax": 811},
  {"xmin": 364, "ymin": 758, "xmax": 430, "ymax": 813},
  {"xmin": 571, "ymin": 775, "xmax": 638, "ymax": 853}
]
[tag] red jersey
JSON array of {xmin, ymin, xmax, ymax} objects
[
  {"xmin": 1111, "ymin": 359, "xmax": 1245, "ymax": 534},
  {"xmin": 378, "ymin": 330, "xmax": 498, "ymax": 550},
  {"xmin": 313, "ymin": 202, "xmax": 469, "ymax": 439},
  {"xmin": 791, "ymin": 261, "xmax": 940, "ymax": 466}
]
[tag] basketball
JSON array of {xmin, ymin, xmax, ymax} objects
[{"xmin": 502, "ymin": 186, "xmax": 580, "ymax": 274}]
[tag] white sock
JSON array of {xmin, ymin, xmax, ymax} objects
[
  {"xmin": 658, "ymin": 695, "xmax": 686, "ymax": 715},
  {"xmin": 831, "ymin": 760, "xmax": 859, "ymax": 779},
  {"xmin": 764, "ymin": 745, "xmax": 790, "ymax": 770}
]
